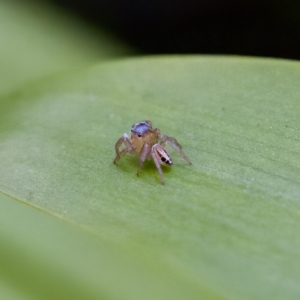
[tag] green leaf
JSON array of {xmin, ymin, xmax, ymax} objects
[
  {"xmin": 1, "ymin": 56, "xmax": 300, "ymax": 299},
  {"xmin": 0, "ymin": 0, "xmax": 132, "ymax": 96}
]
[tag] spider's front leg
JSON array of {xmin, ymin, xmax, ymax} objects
[
  {"xmin": 113, "ymin": 134, "xmax": 134, "ymax": 164},
  {"xmin": 151, "ymin": 144, "xmax": 168, "ymax": 184},
  {"xmin": 136, "ymin": 143, "xmax": 151, "ymax": 176},
  {"xmin": 158, "ymin": 133, "xmax": 192, "ymax": 165}
]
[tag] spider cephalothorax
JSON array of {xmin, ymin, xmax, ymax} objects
[{"xmin": 113, "ymin": 120, "xmax": 191, "ymax": 184}]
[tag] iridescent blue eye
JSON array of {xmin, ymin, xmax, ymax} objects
[{"xmin": 131, "ymin": 122, "xmax": 151, "ymax": 137}]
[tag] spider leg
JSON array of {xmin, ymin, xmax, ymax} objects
[
  {"xmin": 115, "ymin": 134, "xmax": 131, "ymax": 155},
  {"xmin": 159, "ymin": 141, "xmax": 166, "ymax": 147},
  {"xmin": 137, "ymin": 143, "xmax": 151, "ymax": 176},
  {"xmin": 113, "ymin": 134, "xmax": 134, "ymax": 164},
  {"xmin": 151, "ymin": 145, "xmax": 165, "ymax": 184},
  {"xmin": 158, "ymin": 133, "xmax": 192, "ymax": 165}
]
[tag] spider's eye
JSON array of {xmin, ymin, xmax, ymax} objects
[
  {"xmin": 137, "ymin": 134, "xmax": 142, "ymax": 137},
  {"xmin": 161, "ymin": 157, "xmax": 166, "ymax": 163}
]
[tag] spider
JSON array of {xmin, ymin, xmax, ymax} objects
[{"xmin": 113, "ymin": 120, "xmax": 191, "ymax": 184}]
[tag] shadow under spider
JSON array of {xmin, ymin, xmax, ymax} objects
[{"xmin": 118, "ymin": 155, "xmax": 172, "ymax": 174}]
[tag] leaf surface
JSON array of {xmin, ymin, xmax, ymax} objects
[{"xmin": 1, "ymin": 56, "xmax": 300, "ymax": 299}]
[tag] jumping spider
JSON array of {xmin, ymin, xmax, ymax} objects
[{"xmin": 113, "ymin": 120, "xmax": 191, "ymax": 184}]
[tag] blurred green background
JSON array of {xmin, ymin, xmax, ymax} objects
[{"xmin": 0, "ymin": 0, "xmax": 132, "ymax": 96}]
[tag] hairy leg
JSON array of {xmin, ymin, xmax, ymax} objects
[
  {"xmin": 114, "ymin": 147, "xmax": 135, "ymax": 164},
  {"xmin": 158, "ymin": 133, "xmax": 192, "ymax": 164},
  {"xmin": 137, "ymin": 143, "xmax": 151, "ymax": 176},
  {"xmin": 113, "ymin": 134, "xmax": 134, "ymax": 164},
  {"xmin": 115, "ymin": 134, "xmax": 131, "ymax": 155},
  {"xmin": 151, "ymin": 145, "xmax": 165, "ymax": 184}
]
